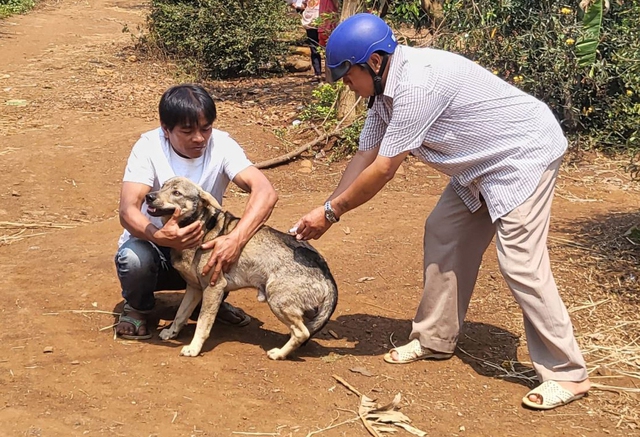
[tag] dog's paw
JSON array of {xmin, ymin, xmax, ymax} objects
[
  {"xmin": 267, "ymin": 347, "xmax": 287, "ymax": 360},
  {"xmin": 159, "ymin": 328, "xmax": 178, "ymax": 341},
  {"xmin": 180, "ymin": 345, "xmax": 202, "ymax": 357}
]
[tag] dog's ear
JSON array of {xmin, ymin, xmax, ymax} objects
[{"xmin": 199, "ymin": 189, "xmax": 223, "ymax": 211}]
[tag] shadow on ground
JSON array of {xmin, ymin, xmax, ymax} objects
[
  {"xmin": 112, "ymin": 296, "xmax": 534, "ymax": 387},
  {"xmin": 554, "ymin": 210, "xmax": 640, "ymax": 303}
]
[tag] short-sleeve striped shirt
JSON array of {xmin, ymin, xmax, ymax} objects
[{"xmin": 359, "ymin": 45, "xmax": 567, "ymax": 222}]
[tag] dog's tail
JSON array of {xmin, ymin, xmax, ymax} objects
[{"xmin": 305, "ymin": 273, "xmax": 339, "ymax": 339}]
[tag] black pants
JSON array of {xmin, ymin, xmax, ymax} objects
[{"xmin": 306, "ymin": 28, "xmax": 322, "ymax": 76}]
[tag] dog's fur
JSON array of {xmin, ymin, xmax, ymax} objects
[{"xmin": 145, "ymin": 176, "xmax": 338, "ymax": 360}]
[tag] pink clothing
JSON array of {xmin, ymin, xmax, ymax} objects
[{"xmin": 318, "ymin": 0, "xmax": 338, "ymax": 46}]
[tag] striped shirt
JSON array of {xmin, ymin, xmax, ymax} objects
[{"xmin": 359, "ymin": 45, "xmax": 567, "ymax": 222}]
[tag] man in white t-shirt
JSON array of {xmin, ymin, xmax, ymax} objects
[{"xmin": 115, "ymin": 84, "xmax": 278, "ymax": 340}]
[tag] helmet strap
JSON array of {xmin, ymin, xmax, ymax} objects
[{"xmin": 363, "ymin": 53, "xmax": 390, "ymax": 109}]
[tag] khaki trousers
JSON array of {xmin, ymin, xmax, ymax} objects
[{"xmin": 411, "ymin": 157, "xmax": 588, "ymax": 382}]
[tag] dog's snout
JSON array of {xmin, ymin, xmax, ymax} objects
[{"xmin": 145, "ymin": 192, "xmax": 157, "ymax": 204}]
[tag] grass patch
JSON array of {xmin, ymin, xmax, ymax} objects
[{"xmin": 0, "ymin": 0, "xmax": 37, "ymax": 18}]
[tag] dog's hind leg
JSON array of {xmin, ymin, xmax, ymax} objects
[
  {"xmin": 266, "ymin": 309, "xmax": 310, "ymax": 361},
  {"xmin": 159, "ymin": 284, "xmax": 203, "ymax": 341},
  {"xmin": 180, "ymin": 280, "xmax": 226, "ymax": 357}
]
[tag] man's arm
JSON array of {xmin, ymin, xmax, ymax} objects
[
  {"xmin": 119, "ymin": 181, "xmax": 203, "ymax": 250},
  {"xmin": 226, "ymin": 166, "xmax": 278, "ymax": 247},
  {"xmin": 332, "ymin": 151, "xmax": 409, "ymax": 216},
  {"xmin": 202, "ymin": 166, "xmax": 278, "ymax": 281},
  {"xmin": 326, "ymin": 147, "xmax": 379, "ymax": 201},
  {"xmin": 293, "ymin": 151, "xmax": 409, "ymax": 240}
]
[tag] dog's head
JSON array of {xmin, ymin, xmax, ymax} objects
[{"xmin": 145, "ymin": 176, "xmax": 222, "ymax": 227}]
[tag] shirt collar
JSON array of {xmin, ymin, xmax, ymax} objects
[{"xmin": 382, "ymin": 45, "xmax": 405, "ymax": 100}]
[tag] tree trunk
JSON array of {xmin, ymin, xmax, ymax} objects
[{"xmin": 335, "ymin": 0, "xmax": 363, "ymax": 123}]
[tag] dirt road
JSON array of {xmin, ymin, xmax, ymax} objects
[{"xmin": 1, "ymin": 1, "xmax": 639, "ymax": 436}]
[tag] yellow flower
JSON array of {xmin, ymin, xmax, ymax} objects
[
  {"xmin": 581, "ymin": 107, "xmax": 594, "ymax": 116},
  {"xmin": 561, "ymin": 7, "xmax": 572, "ymax": 15},
  {"xmin": 513, "ymin": 75, "xmax": 524, "ymax": 83},
  {"xmin": 492, "ymin": 70, "xmax": 499, "ymax": 75},
  {"xmin": 627, "ymin": 90, "xmax": 634, "ymax": 97},
  {"xmin": 566, "ymin": 38, "xmax": 575, "ymax": 46}
]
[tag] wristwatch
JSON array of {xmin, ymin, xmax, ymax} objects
[{"xmin": 324, "ymin": 201, "xmax": 340, "ymax": 223}]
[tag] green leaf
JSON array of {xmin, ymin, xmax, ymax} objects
[{"xmin": 576, "ymin": 0, "xmax": 604, "ymax": 67}]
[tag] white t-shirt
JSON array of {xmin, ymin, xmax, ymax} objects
[
  {"xmin": 118, "ymin": 127, "xmax": 252, "ymax": 247},
  {"xmin": 301, "ymin": 0, "xmax": 320, "ymax": 29}
]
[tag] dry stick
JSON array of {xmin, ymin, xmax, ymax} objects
[
  {"xmin": 255, "ymin": 130, "xmax": 342, "ymax": 169},
  {"xmin": 305, "ymin": 416, "xmax": 361, "ymax": 437},
  {"xmin": 591, "ymin": 383, "xmax": 640, "ymax": 393},
  {"xmin": 332, "ymin": 375, "xmax": 381, "ymax": 437},
  {"xmin": 568, "ymin": 298, "xmax": 611, "ymax": 313},
  {"xmin": 255, "ymin": 97, "xmax": 362, "ymax": 169},
  {"xmin": 363, "ymin": 301, "xmax": 405, "ymax": 316},
  {"xmin": 332, "ymin": 375, "xmax": 363, "ymax": 397},
  {"xmin": 0, "ymin": 221, "xmax": 76, "ymax": 229},
  {"xmin": 99, "ymin": 323, "xmax": 117, "ymax": 332},
  {"xmin": 43, "ymin": 310, "xmax": 121, "ymax": 316},
  {"xmin": 232, "ymin": 433, "xmax": 280, "ymax": 436},
  {"xmin": 457, "ymin": 347, "xmax": 537, "ymax": 382},
  {"xmin": 334, "ymin": 96, "xmax": 362, "ymax": 131}
]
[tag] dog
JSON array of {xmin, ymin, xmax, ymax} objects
[{"xmin": 145, "ymin": 176, "xmax": 338, "ymax": 360}]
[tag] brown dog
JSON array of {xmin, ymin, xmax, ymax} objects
[{"xmin": 145, "ymin": 177, "xmax": 338, "ymax": 360}]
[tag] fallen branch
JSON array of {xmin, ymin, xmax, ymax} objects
[
  {"xmin": 255, "ymin": 128, "xmax": 345, "ymax": 169},
  {"xmin": 256, "ymin": 96, "xmax": 362, "ymax": 169},
  {"xmin": 332, "ymin": 374, "xmax": 363, "ymax": 397},
  {"xmin": 232, "ymin": 432, "xmax": 280, "ymax": 436},
  {"xmin": 0, "ymin": 221, "xmax": 76, "ymax": 229}
]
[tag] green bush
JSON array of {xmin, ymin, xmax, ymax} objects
[
  {"xmin": 432, "ymin": 0, "xmax": 639, "ymax": 152},
  {"xmin": 144, "ymin": 0, "xmax": 298, "ymax": 79},
  {"xmin": 0, "ymin": 0, "xmax": 36, "ymax": 18},
  {"xmin": 300, "ymin": 82, "xmax": 365, "ymax": 159},
  {"xmin": 300, "ymin": 84, "xmax": 338, "ymax": 122}
]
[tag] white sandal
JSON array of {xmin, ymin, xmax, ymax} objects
[
  {"xmin": 522, "ymin": 380, "xmax": 586, "ymax": 410},
  {"xmin": 383, "ymin": 339, "xmax": 453, "ymax": 364}
]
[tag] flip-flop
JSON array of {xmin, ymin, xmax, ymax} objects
[
  {"xmin": 116, "ymin": 314, "xmax": 153, "ymax": 340},
  {"xmin": 215, "ymin": 302, "xmax": 251, "ymax": 327},
  {"xmin": 383, "ymin": 339, "xmax": 453, "ymax": 364},
  {"xmin": 522, "ymin": 380, "xmax": 586, "ymax": 410}
]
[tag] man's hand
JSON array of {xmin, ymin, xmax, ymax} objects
[
  {"xmin": 153, "ymin": 207, "xmax": 204, "ymax": 251},
  {"xmin": 201, "ymin": 233, "xmax": 243, "ymax": 284},
  {"xmin": 292, "ymin": 205, "xmax": 332, "ymax": 241}
]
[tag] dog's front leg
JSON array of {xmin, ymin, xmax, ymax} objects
[
  {"xmin": 159, "ymin": 284, "xmax": 202, "ymax": 341},
  {"xmin": 180, "ymin": 279, "xmax": 226, "ymax": 357}
]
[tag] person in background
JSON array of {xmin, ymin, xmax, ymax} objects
[
  {"xmin": 286, "ymin": 0, "xmax": 304, "ymax": 13},
  {"xmin": 318, "ymin": 0, "xmax": 339, "ymax": 47},
  {"xmin": 299, "ymin": 0, "xmax": 323, "ymax": 82}
]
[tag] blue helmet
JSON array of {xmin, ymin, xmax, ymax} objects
[{"xmin": 326, "ymin": 13, "xmax": 398, "ymax": 83}]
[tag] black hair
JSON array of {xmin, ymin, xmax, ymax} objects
[{"xmin": 158, "ymin": 84, "xmax": 217, "ymax": 131}]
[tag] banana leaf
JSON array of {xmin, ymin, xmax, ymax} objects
[{"xmin": 576, "ymin": 0, "xmax": 603, "ymax": 67}]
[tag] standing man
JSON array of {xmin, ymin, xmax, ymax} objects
[
  {"xmin": 115, "ymin": 84, "xmax": 278, "ymax": 341},
  {"xmin": 292, "ymin": 13, "xmax": 590, "ymax": 410}
]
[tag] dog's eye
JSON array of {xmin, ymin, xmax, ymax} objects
[{"xmin": 172, "ymin": 190, "xmax": 182, "ymax": 197}]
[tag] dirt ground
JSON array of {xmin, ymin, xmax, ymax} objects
[{"xmin": 1, "ymin": 1, "xmax": 639, "ymax": 436}]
